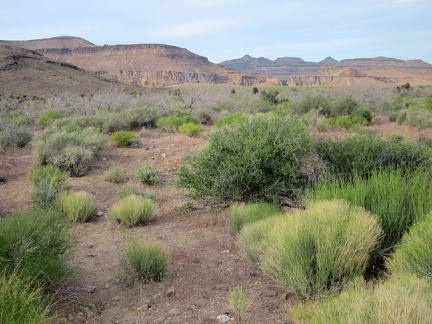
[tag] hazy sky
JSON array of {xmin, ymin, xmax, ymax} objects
[{"xmin": 1, "ymin": 0, "xmax": 431, "ymax": 64}]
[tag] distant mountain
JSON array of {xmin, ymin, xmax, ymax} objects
[
  {"xmin": 1, "ymin": 36, "xmax": 274, "ymax": 88},
  {"xmin": 0, "ymin": 44, "xmax": 133, "ymax": 95},
  {"xmin": 221, "ymin": 55, "xmax": 432, "ymax": 83}
]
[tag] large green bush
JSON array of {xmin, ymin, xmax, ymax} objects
[
  {"xmin": 314, "ymin": 134, "xmax": 431, "ymax": 181},
  {"xmin": 0, "ymin": 209, "xmax": 74, "ymax": 287},
  {"xmin": 291, "ymin": 276, "xmax": 432, "ymax": 324},
  {"xmin": 214, "ymin": 112, "xmax": 249, "ymax": 128},
  {"xmin": 33, "ymin": 124, "xmax": 106, "ymax": 176},
  {"xmin": 256, "ymin": 200, "xmax": 382, "ymax": 299},
  {"xmin": 308, "ymin": 169, "xmax": 432, "ymax": 261},
  {"xmin": 109, "ymin": 131, "xmax": 141, "ymax": 147},
  {"xmin": 387, "ymin": 214, "xmax": 432, "ymax": 281},
  {"xmin": 177, "ymin": 115, "xmax": 312, "ymax": 204}
]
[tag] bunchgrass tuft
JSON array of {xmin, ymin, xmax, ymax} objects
[
  {"xmin": 107, "ymin": 195, "xmax": 155, "ymax": 227},
  {"xmin": 386, "ymin": 214, "xmax": 432, "ymax": 281},
  {"xmin": 290, "ymin": 276, "xmax": 432, "ymax": 324},
  {"xmin": 119, "ymin": 180, "xmax": 157, "ymax": 201},
  {"xmin": 103, "ymin": 165, "xmax": 128, "ymax": 183},
  {"xmin": 136, "ymin": 164, "xmax": 159, "ymax": 185},
  {"xmin": 28, "ymin": 165, "xmax": 69, "ymax": 209},
  {"xmin": 253, "ymin": 200, "xmax": 382, "ymax": 299},
  {"xmin": 55, "ymin": 191, "xmax": 98, "ymax": 223},
  {"xmin": 227, "ymin": 202, "xmax": 281, "ymax": 236},
  {"xmin": 119, "ymin": 237, "xmax": 168, "ymax": 282}
]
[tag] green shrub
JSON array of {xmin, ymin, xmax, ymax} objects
[
  {"xmin": 119, "ymin": 237, "xmax": 168, "ymax": 282},
  {"xmin": 55, "ymin": 191, "xmax": 98, "ymax": 223},
  {"xmin": 0, "ymin": 107, "xmax": 29, "ymax": 126},
  {"xmin": 335, "ymin": 115, "xmax": 365, "ymax": 130},
  {"xmin": 136, "ymin": 164, "xmax": 159, "ymax": 185},
  {"xmin": 120, "ymin": 106, "xmax": 158, "ymax": 129},
  {"xmin": 308, "ymin": 169, "xmax": 432, "ymax": 261},
  {"xmin": 214, "ymin": 112, "xmax": 249, "ymax": 128},
  {"xmin": 33, "ymin": 125, "xmax": 106, "ymax": 177},
  {"xmin": 179, "ymin": 122, "xmax": 204, "ymax": 137},
  {"xmin": 260, "ymin": 89, "xmax": 280, "ymax": 104},
  {"xmin": 35, "ymin": 110, "xmax": 66, "ymax": 129},
  {"xmin": 387, "ymin": 214, "xmax": 432, "ymax": 281},
  {"xmin": 28, "ymin": 166, "xmax": 69, "ymax": 209},
  {"xmin": 331, "ymin": 95, "xmax": 363, "ymax": 117},
  {"xmin": 156, "ymin": 115, "xmax": 183, "ymax": 132},
  {"xmin": 177, "ymin": 115, "xmax": 312, "ymax": 204},
  {"xmin": 0, "ymin": 124, "xmax": 32, "ymax": 148},
  {"xmin": 289, "ymin": 95, "xmax": 332, "ymax": 116},
  {"xmin": 0, "ymin": 270, "xmax": 49, "ymax": 324},
  {"xmin": 109, "ymin": 131, "xmax": 141, "ymax": 147},
  {"xmin": 103, "ymin": 165, "xmax": 128, "ymax": 183},
  {"xmin": 119, "ymin": 181, "xmax": 158, "ymax": 201},
  {"xmin": 227, "ymin": 202, "xmax": 281, "ymax": 236},
  {"xmin": 107, "ymin": 195, "xmax": 155, "ymax": 227},
  {"xmin": 291, "ymin": 276, "xmax": 432, "ymax": 324},
  {"xmin": 0, "ymin": 209, "xmax": 73, "ymax": 287},
  {"xmin": 182, "ymin": 115, "xmax": 200, "ymax": 125},
  {"xmin": 258, "ymin": 200, "xmax": 382, "ymax": 299},
  {"xmin": 314, "ymin": 134, "xmax": 431, "ymax": 181}
]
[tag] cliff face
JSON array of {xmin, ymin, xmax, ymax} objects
[{"xmin": 35, "ymin": 44, "xmax": 272, "ymax": 87}]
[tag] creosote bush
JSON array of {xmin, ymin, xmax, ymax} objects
[
  {"xmin": 214, "ymin": 112, "xmax": 249, "ymax": 128},
  {"xmin": 119, "ymin": 237, "xmax": 168, "ymax": 282},
  {"xmin": 0, "ymin": 124, "xmax": 32, "ymax": 148},
  {"xmin": 109, "ymin": 131, "xmax": 141, "ymax": 147},
  {"xmin": 227, "ymin": 202, "xmax": 281, "ymax": 236},
  {"xmin": 177, "ymin": 115, "xmax": 312, "ymax": 204},
  {"xmin": 179, "ymin": 122, "xmax": 204, "ymax": 137},
  {"xmin": 103, "ymin": 165, "xmax": 128, "ymax": 183},
  {"xmin": 136, "ymin": 164, "xmax": 159, "ymax": 185},
  {"xmin": 107, "ymin": 195, "xmax": 155, "ymax": 227},
  {"xmin": 290, "ymin": 276, "xmax": 432, "ymax": 324},
  {"xmin": 55, "ymin": 191, "xmax": 98, "ymax": 223},
  {"xmin": 156, "ymin": 115, "xmax": 184, "ymax": 132},
  {"xmin": 387, "ymin": 214, "xmax": 432, "ymax": 281},
  {"xmin": 28, "ymin": 165, "xmax": 69, "ymax": 209},
  {"xmin": 35, "ymin": 110, "xmax": 66, "ymax": 129},
  {"xmin": 241, "ymin": 200, "xmax": 382, "ymax": 299}
]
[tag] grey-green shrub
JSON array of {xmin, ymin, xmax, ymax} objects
[
  {"xmin": 227, "ymin": 202, "xmax": 281, "ymax": 236},
  {"xmin": 35, "ymin": 110, "xmax": 66, "ymax": 129},
  {"xmin": 28, "ymin": 166, "xmax": 69, "ymax": 209},
  {"xmin": 258, "ymin": 200, "xmax": 382, "ymax": 299},
  {"xmin": 0, "ymin": 124, "xmax": 32, "ymax": 148},
  {"xmin": 136, "ymin": 164, "xmax": 159, "ymax": 185},
  {"xmin": 0, "ymin": 209, "xmax": 73, "ymax": 287},
  {"xmin": 177, "ymin": 115, "xmax": 312, "ymax": 204},
  {"xmin": 0, "ymin": 270, "xmax": 49, "ymax": 324},
  {"xmin": 119, "ymin": 237, "xmax": 168, "ymax": 282},
  {"xmin": 107, "ymin": 195, "xmax": 155, "ymax": 227},
  {"xmin": 308, "ymin": 169, "xmax": 432, "ymax": 260},
  {"xmin": 291, "ymin": 276, "xmax": 432, "ymax": 324},
  {"xmin": 103, "ymin": 165, "xmax": 128, "ymax": 183},
  {"xmin": 386, "ymin": 214, "xmax": 432, "ymax": 281},
  {"xmin": 55, "ymin": 191, "xmax": 98, "ymax": 223},
  {"xmin": 33, "ymin": 124, "xmax": 106, "ymax": 177}
]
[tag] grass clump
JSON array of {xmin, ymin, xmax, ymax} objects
[
  {"xmin": 177, "ymin": 115, "xmax": 312, "ymax": 204},
  {"xmin": 55, "ymin": 191, "xmax": 98, "ymax": 223},
  {"xmin": 103, "ymin": 165, "xmax": 128, "ymax": 183},
  {"xmin": 291, "ymin": 276, "xmax": 432, "ymax": 324},
  {"xmin": 119, "ymin": 181, "xmax": 157, "ymax": 201},
  {"xmin": 0, "ymin": 270, "xmax": 49, "ymax": 324},
  {"xmin": 156, "ymin": 115, "xmax": 184, "ymax": 132},
  {"xmin": 0, "ymin": 209, "xmax": 74, "ymax": 287},
  {"xmin": 136, "ymin": 164, "xmax": 159, "ymax": 185},
  {"xmin": 214, "ymin": 112, "xmax": 250, "ymax": 128},
  {"xmin": 107, "ymin": 195, "xmax": 155, "ymax": 227},
  {"xmin": 248, "ymin": 200, "xmax": 382, "ymax": 299},
  {"xmin": 119, "ymin": 237, "xmax": 168, "ymax": 282},
  {"xmin": 227, "ymin": 202, "xmax": 281, "ymax": 236},
  {"xmin": 35, "ymin": 110, "xmax": 66, "ymax": 129},
  {"xmin": 386, "ymin": 214, "xmax": 432, "ymax": 281},
  {"xmin": 28, "ymin": 165, "xmax": 69, "ymax": 209},
  {"xmin": 109, "ymin": 131, "xmax": 141, "ymax": 147},
  {"xmin": 179, "ymin": 122, "xmax": 204, "ymax": 137},
  {"xmin": 308, "ymin": 169, "xmax": 432, "ymax": 260}
]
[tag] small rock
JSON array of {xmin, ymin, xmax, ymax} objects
[
  {"xmin": 81, "ymin": 285, "xmax": 96, "ymax": 293},
  {"xmin": 88, "ymin": 303, "xmax": 96, "ymax": 309},
  {"xmin": 87, "ymin": 253, "xmax": 97, "ymax": 258},
  {"xmin": 137, "ymin": 297, "xmax": 151, "ymax": 308},
  {"xmin": 182, "ymin": 303, "xmax": 198, "ymax": 311},
  {"xmin": 161, "ymin": 154, "xmax": 166, "ymax": 158},
  {"xmin": 96, "ymin": 211, "xmax": 104, "ymax": 217},
  {"xmin": 265, "ymin": 289, "xmax": 278, "ymax": 297},
  {"xmin": 193, "ymin": 257, "xmax": 201, "ymax": 263},
  {"xmin": 216, "ymin": 314, "xmax": 233, "ymax": 323},
  {"xmin": 145, "ymin": 147, "xmax": 150, "ymax": 150},
  {"xmin": 221, "ymin": 250, "xmax": 230, "ymax": 254},
  {"xmin": 168, "ymin": 308, "xmax": 181, "ymax": 316},
  {"xmin": 112, "ymin": 295, "xmax": 120, "ymax": 301},
  {"xmin": 166, "ymin": 288, "xmax": 175, "ymax": 297},
  {"xmin": 104, "ymin": 284, "xmax": 110, "ymax": 289},
  {"xmin": 87, "ymin": 242, "xmax": 95, "ymax": 248},
  {"xmin": 152, "ymin": 293, "xmax": 161, "ymax": 303},
  {"xmin": 87, "ymin": 310, "xmax": 95, "ymax": 318}
]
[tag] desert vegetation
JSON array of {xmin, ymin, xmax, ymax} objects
[{"xmin": 2, "ymin": 83, "xmax": 432, "ymax": 322}]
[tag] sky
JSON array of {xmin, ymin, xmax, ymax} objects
[{"xmin": 0, "ymin": 0, "xmax": 431, "ymax": 64}]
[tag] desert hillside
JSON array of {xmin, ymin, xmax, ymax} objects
[{"xmin": 0, "ymin": 36, "xmax": 96, "ymax": 50}]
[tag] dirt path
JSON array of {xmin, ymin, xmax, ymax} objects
[{"xmin": 1, "ymin": 128, "xmax": 293, "ymax": 323}]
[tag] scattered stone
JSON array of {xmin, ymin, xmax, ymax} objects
[
  {"xmin": 182, "ymin": 303, "xmax": 198, "ymax": 311},
  {"xmin": 216, "ymin": 314, "xmax": 233, "ymax": 323},
  {"xmin": 145, "ymin": 147, "xmax": 150, "ymax": 150},
  {"xmin": 221, "ymin": 250, "xmax": 230, "ymax": 254},
  {"xmin": 88, "ymin": 303, "xmax": 96, "ymax": 309},
  {"xmin": 81, "ymin": 285, "xmax": 96, "ymax": 293},
  {"xmin": 161, "ymin": 154, "xmax": 166, "ymax": 158},
  {"xmin": 152, "ymin": 293, "xmax": 161, "ymax": 303},
  {"xmin": 104, "ymin": 284, "xmax": 110, "ymax": 289},
  {"xmin": 87, "ymin": 242, "xmax": 95, "ymax": 248},
  {"xmin": 265, "ymin": 289, "xmax": 278, "ymax": 297},
  {"xmin": 137, "ymin": 297, "xmax": 151, "ymax": 308},
  {"xmin": 86, "ymin": 310, "xmax": 95, "ymax": 319},
  {"xmin": 166, "ymin": 288, "xmax": 175, "ymax": 297},
  {"xmin": 168, "ymin": 308, "xmax": 181, "ymax": 316},
  {"xmin": 193, "ymin": 257, "xmax": 201, "ymax": 263},
  {"xmin": 87, "ymin": 253, "xmax": 97, "ymax": 258},
  {"xmin": 112, "ymin": 296, "xmax": 120, "ymax": 301},
  {"xmin": 96, "ymin": 211, "xmax": 104, "ymax": 217}
]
